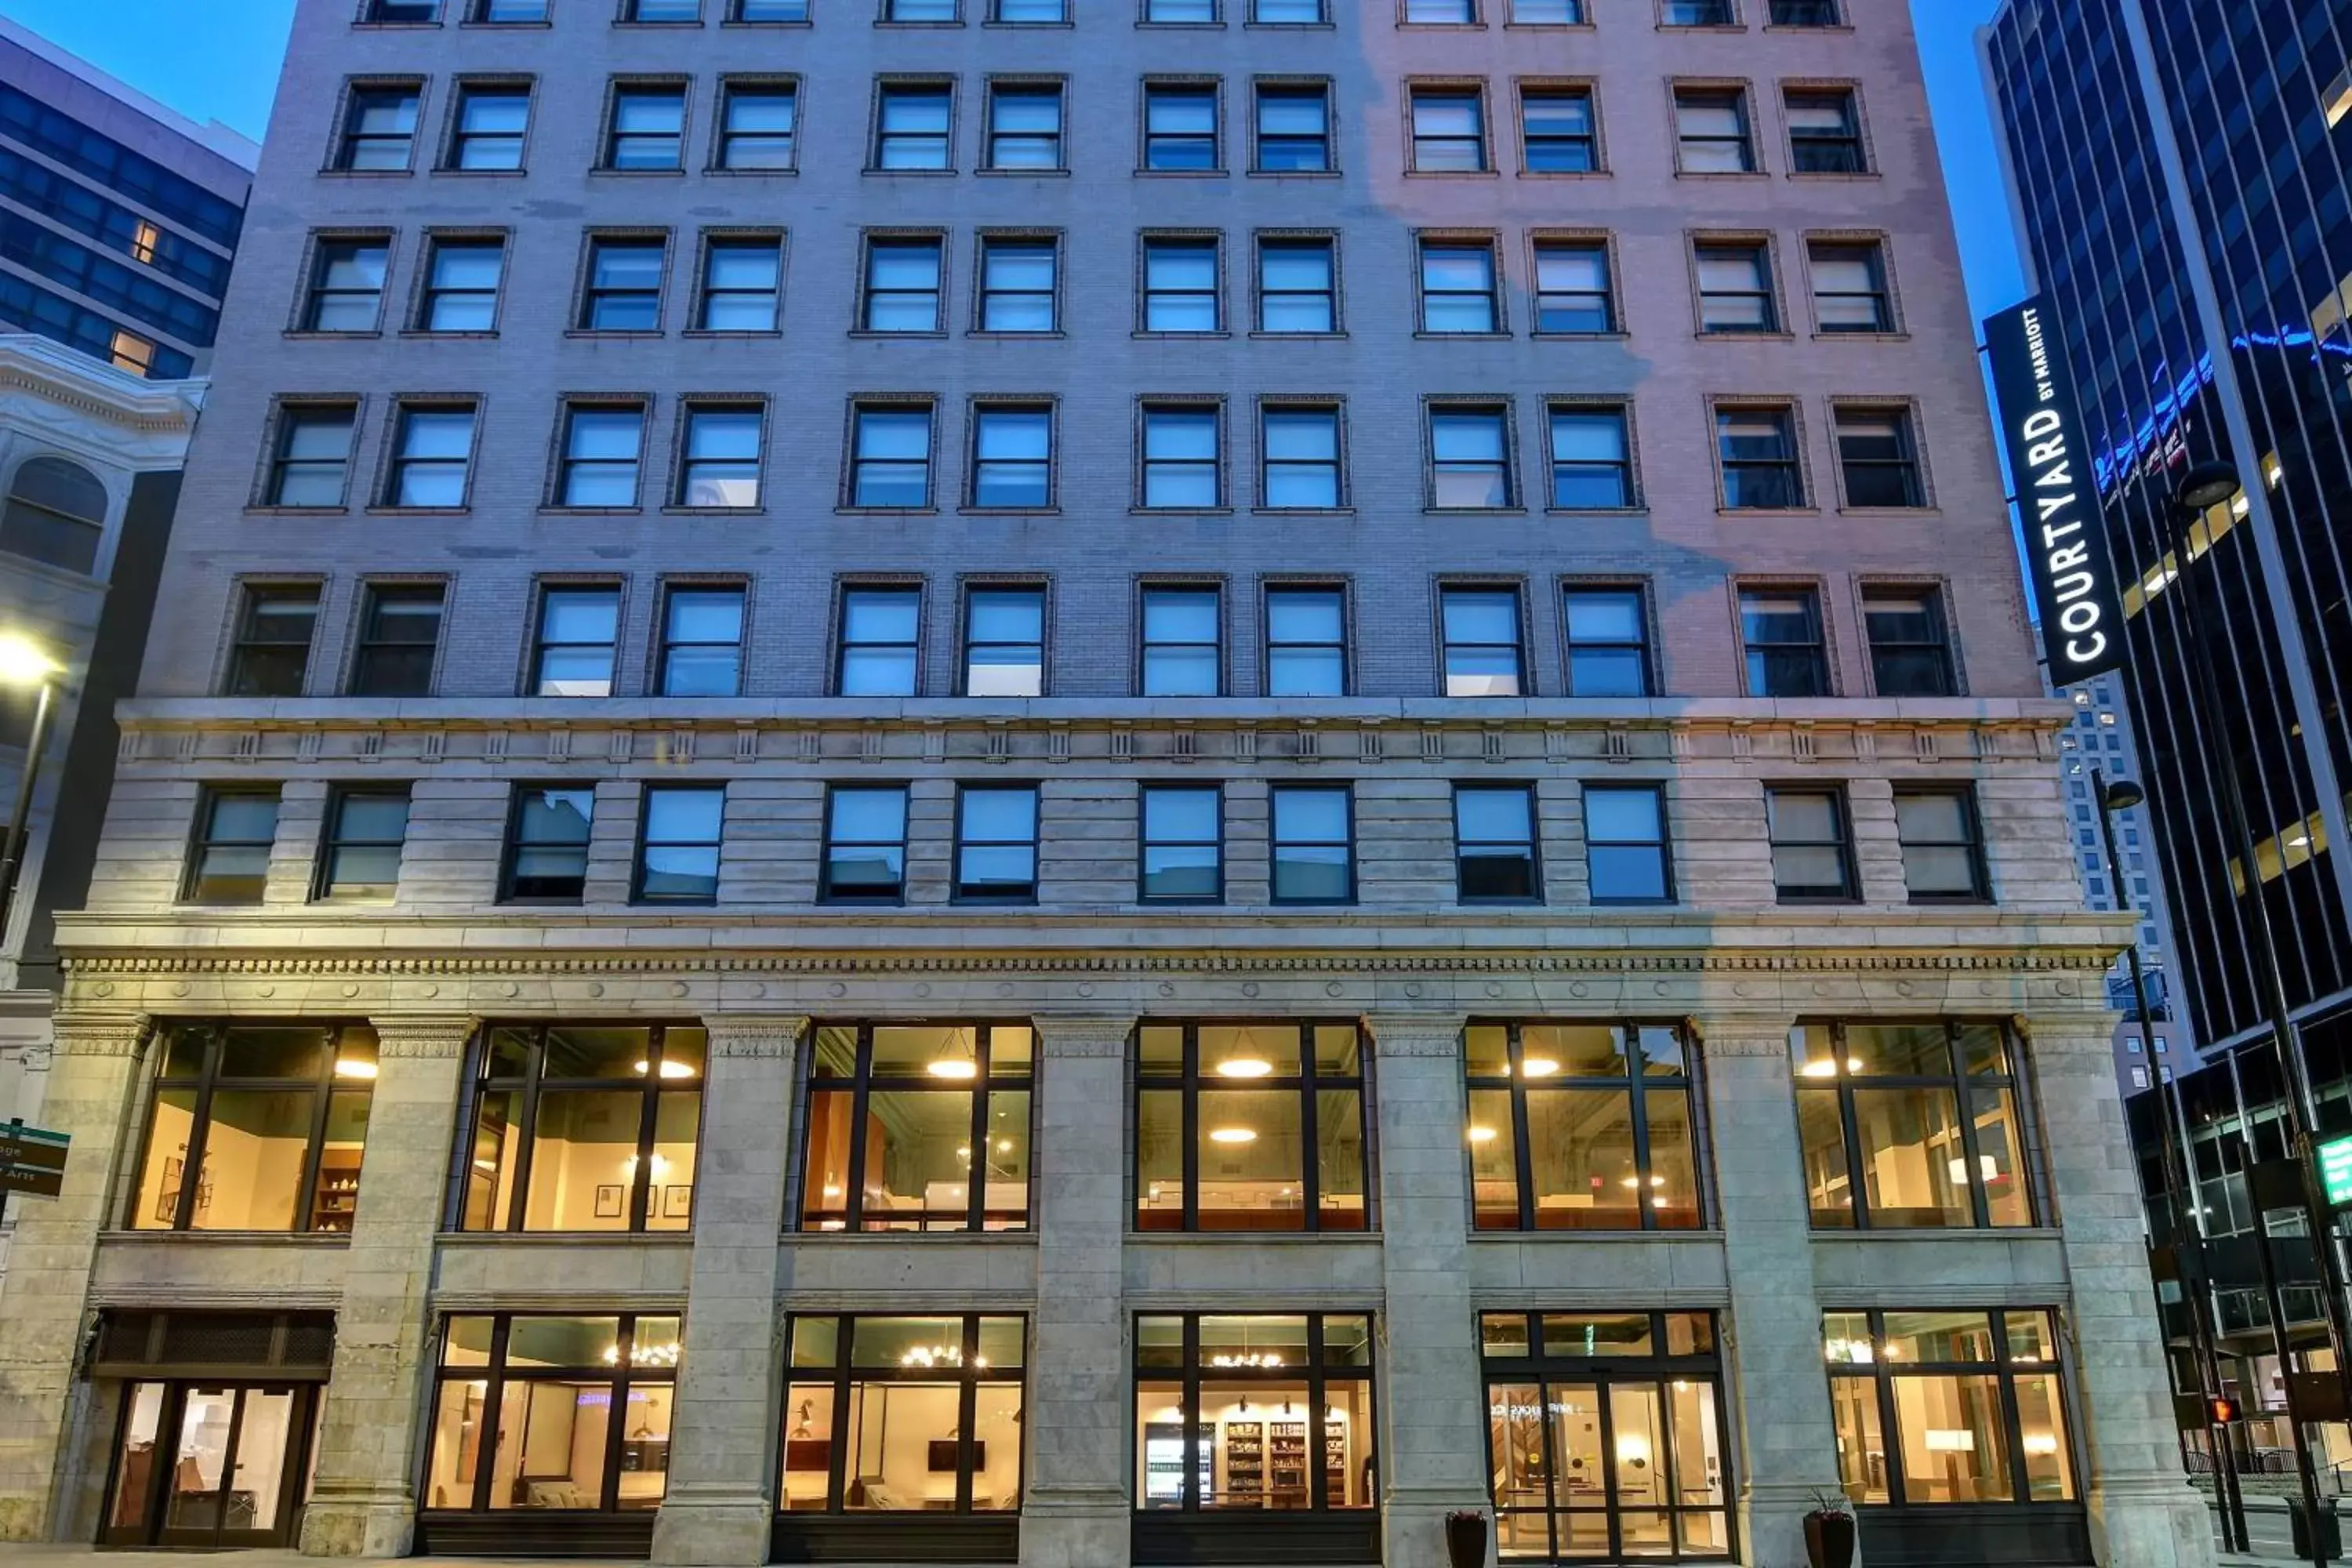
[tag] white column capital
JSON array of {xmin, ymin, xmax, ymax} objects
[{"xmin": 700, "ymin": 1012, "xmax": 810, "ymax": 1058}]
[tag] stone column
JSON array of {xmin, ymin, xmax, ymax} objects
[
  {"xmin": 1019, "ymin": 1014, "xmax": 1137, "ymax": 1568},
  {"xmin": 1365, "ymin": 1013, "xmax": 1490, "ymax": 1568},
  {"xmin": 0, "ymin": 1007, "xmax": 147, "ymax": 1542},
  {"xmin": 301, "ymin": 1013, "xmax": 477, "ymax": 1558},
  {"xmin": 1698, "ymin": 1014, "xmax": 1846, "ymax": 1568},
  {"xmin": 654, "ymin": 1013, "xmax": 807, "ymax": 1568},
  {"xmin": 2027, "ymin": 1012, "xmax": 2216, "ymax": 1568}
]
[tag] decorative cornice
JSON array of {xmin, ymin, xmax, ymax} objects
[
  {"xmin": 51, "ymin": 1009, "xmax": 148, "ymax": 1057},
  {"xmin": 368, "ymin": 1014, "xmax": 479, "ymax": 1058},
  {"xmin": 703, "ymin": 1014, "xmax": 810, "ymax": 1058},
  {"xmin": 1364, "ymin": 1014, "xmax": 1473, "ymax": 1053}
]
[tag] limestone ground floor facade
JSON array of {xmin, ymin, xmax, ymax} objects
[{"xmin": 0, "ymin": 947, "xmax": 2217, "ymax": 1568}]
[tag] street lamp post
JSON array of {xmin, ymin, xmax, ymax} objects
[
  {"xmin": 0, "ymin": 633, "xmax": 63, "ymax": 967},
  {"xmin": 2092, "ymin": 768, "xmax": 2248, "ymax": 1552}
]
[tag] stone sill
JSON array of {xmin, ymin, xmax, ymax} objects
[
  {"xmin": 434, "ymin": 1230, "xmax": 695, "ymax": 1249},
  {"xmin": 786, "ymin": 1230, "xmax": 1038, "ymax": 1247},
  {"xmin": 96, "ymin": 1229, "xmax": 350, "ymax": 1247},
  {"xmin": 1809, "ymin": 1227, "xmax": 2064, "ymax": 1243},
  {"xmin": 1468, "ymin": 1229, "xmax": 1727, "ymax": 1245}
]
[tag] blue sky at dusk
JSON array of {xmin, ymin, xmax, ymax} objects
[{"xmin": 0, "ymin": 0, "xmax": 2028, "ymax": 320}]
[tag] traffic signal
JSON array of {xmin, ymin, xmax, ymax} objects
[{"xmin": 2209, "ymin": 1396, "xmax": 2238, "ymax": 1423}]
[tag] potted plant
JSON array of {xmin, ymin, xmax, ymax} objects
[
  {"xmin": 1804, "ymin": 1490, "xmax": 1857, "ymax": 1568},
  {"xmin": 1444, "ymin": 1508, "xmax": 1489, "ymax": 1568}
]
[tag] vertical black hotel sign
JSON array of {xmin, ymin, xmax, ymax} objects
[{"xmin": 1983, "ymin": 294, "xmax": 2129, "ymax": 684}]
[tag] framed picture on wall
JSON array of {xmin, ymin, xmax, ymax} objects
[
  {"xmin": 664, "ymin": 1185, "xmax": 693, "ymax": 1220},
  {"xmin": 593, "ymin": 1184, "xmax": 625, "ymax": 1219}
]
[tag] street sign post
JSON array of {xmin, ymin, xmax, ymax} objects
[
  {"xmin": 0, "ymin": 1116, "xmax": 68, "ymax": 1207},
  {"xmin": 2318, "ymin": 1131, "xmax": 2352, "ymax": 1209}
]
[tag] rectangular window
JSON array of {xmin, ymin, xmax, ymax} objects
[
  {"xmin": 1410, "ymin": 89, "xmax": 1486, "ymax": 171},
  {"xmin": 1132, "ymin": 1313, "xmax": 1377, "ymax": 1515},
  {"xmin": 1144, "ymin": 237, "xmax": 1221, "ymax": 332},
  {"xmin": 303, "ymin": 236, "xmax": 386, "ymax": 332},
  {"xmin": 1662, "ymin": 0, "xmax": 1732, "ymax": 22},
  {"xmin": 1270, "ymin": 786, "xmax": 1352, "ymax": 902},
  {"xmin": 1717, "ymin": 407, "xmax": 1803, "ymax": 510},
  {"xmin": 887, "ymin": 0, "xmax": 958, "ymax": 15},
  {"xmin": 1864, "ymin": 587, "xmax": 1955, "ymax": 696},
  {"xmin": 1520, "ymin": 87, "xmax": 1595, "ymax": 172},
  {"xmin": 717, "ymin": 82, "xmax": 797, "ymax": 169},
  {"xmin": 184, "ymin": 789, "xmax": 280, "ymax": 903},
  {"xmin": 1256, "ymin": 85, "xmax": 1330, "ymax": 172},
  {"xmin": 501, "ymin": 787, "xmax": 594, "ymax": 901},
  {"xmin": 956, "ymin": 786, "xmax": 1040, "ymax": 902},
  {"xmin": 1787, "ymin": 88, "xmax": 1864, "ymax": 173},
  {"xmin": 267, "ymin": 405, "xmax": 354, "ymax": 506},
  {"xmin": 964, "ymin": 586, "xmax": 1045, "ymax": 695},
  {"xmin": 129, "ymin": 1022, "xmax": 376, "ymax": 1232},
  {"xmin": 1265, "ymin": 586, "xmax": 1346, "ymax": 696},
  {"xmin": 1482, "ymin": 1310, "xmax": 1730, "ymax": 1561},
  {"xmin": 995, "ymin": 0, "xmax": 1065, "ymax": 17},
  {"xmin": 1419, "ymin": 241, "xmax": 1498, "ymax": 332},
  {"xmin": 1141, "ymin": 586, "xmax": 1221, "ymax": 695},
  {"xmin": 1674, "ymin": 87, "xmax": 1752, "ymax": 172},
  {"xmin": 629, "ymin": 0, "xmax": 702, "ymax": 16},
  {"xmin": 1896, "ymin": 790, "xmax": 1988, "ymax": 904},
  {"xmin": 532, "ymin": 585, "xmax": 621, "ymax": 696},
  {"xmin": 877, "ymin": 84, "xmax": 953, "ymax": 169},
  {"xmin": 1585, "ymin": 785, "xmax": 1671, "ymax": 902},
  {"xmin": 365, "ymin": 0, "xmax": 441, "ymax": 18},
  {"xmin": 659, "ymin": 585, "xmax": 746, "ymax": 697},
  {"xmin": 1258, "ymin": 238, "xmax": 1336, "ymax": 333},
  {"xmin": 1796, "ymin": 1022, "xmax": 2037, "ymax": 1231},
  {"xmin": 1144, "ymin": 84, "xmax": 1219, "ymax": 171},
  {"xmin": 637, "ymin": 786, "xmax": 724, "ymax": 904},
  {"xmin": 1810, "ymin": 239, "xmax": 1893, "ymax": 332},
  {"xmin": 863, "ymin": 237, "xmax": 944, "ymax": 332},
  {"xmin": 225, "ymin": 584, "xmax": 318, "ymax": 696},
  {"xmin": 986, "ymin": 83, "xmax": 1063, "ymax": 169},
  {"xmin": 1563, "ymin": 586, "xmax": 1650, "ymax": 697},
  {"xmin": 605, "ymin": 85, "xmax": 687, "ymax": 170},
  {"xmin": 698, "ymin": 236, "xmax": 782, "ymax": 331},
  {"xmin": 1548, "ymin": 404, "xmax": 1632, "ymax": 508},
  {"xmin": 1430, "ymin": 405, "xmax": 1512, "ymax": 508},
  {"xmin": 1456, "ymin": 786, "xmax": 1539, "ymax": 902},
  {"xmin": 678, "ymin": 403, "xmax": 763, "ymax": 508},
  {"xmin": 385, "ymin": 402, "xmax": 475, "ymax": 507},
  {"xmin": 1141, "ymin": 786, "xmax": 1222, "ymax": 902},
  {"xmin": 1766, "ymin": 786, "xmax": 1854, "ymax": 901},
  {"xmin": 777, "ymin": 1313, "xmax": 1027, "ymax": 1524},
  {"xmin": 851, "ymin": 404, "xmax": 934, "ymax": 507},
  {"xmin": 1511, "ymin": 0, "xmax": 1584, "ymax": 21},
  {"xmin": 1255, "ymin": 0, "xmax": 1323, "ymax": 17},
  {"xmin": 1261, "ymin": 405, "xmax": 1341, "ymax": 509},
  {"xmin": 979, "ymin": 237, "xmax": 1057, "ymax": 332},
  {"xmin": 797, "ymin": 1028, "xmax": 1032, "ymax": 1228},
  {"xmin": 558, "ymin": 403, "xmax": 646, "ymax": 506},
  {"xmin": 735, "ymin": 0, "xmax": 809, "ymax": 17},
  {"xmin": 821, "ymin": 786, "xmax": 910, "ymax": 902},
  {"xmin": 419, "ymin": 238, "xmax": 503, "ymax": 332},
  {"xmin": 969, "ymin": 401, "xmax": 1054, "ymax": 505},
  {"xmin": 1824, "ymin": 1308, "xmax": 2072, "ymax": 1508},
  {"xmin": 1696, "ymin": 240, "xmax": 1777, "ymax": 332},
  {"xmin": 837, "ymin": 586, "xmax": 921, "ymax": 695},
  {"xmin": 579, "ymin": 237, "xmax": 665, "ymax": 330},
  {"xmin": 1149, "ymin": 0, "xmax": 1218, "ymax": 17},
  {"xmin": 1441, "ymin": 586, "xmax": 1523, "ymax": 695},
  {"xmin": 1836, "ymin": 406, "xmax": 1925, "ymax": 508},
  {"xmin": 456, "ymin": 1023, "xmax": 702, "ymax": 1232},
  {"xmin": 336, "ymin": 85, "xmax": 419, "ymax": 171},
  {"xmin": 423, "ymin": 1312, "xmax": 681, "ymax": 1516},
  {"xmin": 1771, "ymin": 0, "xmax": 1838, "ymax": 18},
  {"xmin": 449, "ymin": 84, "xmax": 528, "ymax": 170},
  {"xmin": 349, "ymin": 583, "xmax": 443, "ymax": 696},
  {"xmin": 476, "ymin": 0, "xmax": 551, "ymax": 16},
  {"xmin": 1465, "ymin": 1022, "xmax": 1702, "ymax": 1231},
  {"xmin": 1405, "ymin": 0, "xmax": 1475, "ymax": 19},
  {"xmin": 1533, "ymin": 240, "xmax": 1612, "ymax": 333},
  {"xmin": 1135, "ymin": 1023, "xmax": 1369, "ymax": 1231},
  {"xmin": 1141, "ymin": 405, "xmax": 1221, "ymax": 508},
  {"xmin": 318, "ymin": 788, "xmax": 410, "ymax": 903}
]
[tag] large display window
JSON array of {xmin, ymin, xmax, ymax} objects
[
  {"xmin": 1134, "ymin": 1022, "xmax": 1370, "ymax": 1232},
  {"xmin": 1465, "ymin": 1022, "xmax": 1703, "ymax": 1231},
  {"xmin": 1794, "ymin": 1022, "xmax": 2036, "ymax": 1229},
  {"xmin": 798, "ymin": 1023, "xmax": 1033, "ymax": 1232}
]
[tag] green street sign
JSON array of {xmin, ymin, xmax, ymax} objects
[
  {"xmin": 0, "ymin": 1119, "xmax": 68, "ymax": 1200},
  {"xmin": 2318, "ymin": 1133, "xmax": 2352, "ymax": 1209}
]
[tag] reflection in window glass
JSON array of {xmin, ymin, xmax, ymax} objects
[
  {"xmin": 1822, "ymin": 1308, "xmax": 2072, "ymax": 1508},
  {"xmin": 1793, "ymin": 1021, "xmax": 2034, "ymax": 1230},
  {"xmin": 1466, "ymin": 1022, "xmax": 1700, "ymax": 1232}
]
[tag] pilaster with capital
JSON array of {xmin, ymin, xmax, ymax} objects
[
  {"xmin": 1696, "ymin": 1014, "xmax": 1847, "ymax": 1568},
  {"xmin": 1018, "ymin": 1014, "xmax": 1137, "ymax": 1568},
  {"xmin": 1365, "ymin": 1014, "xmax": 1491, "ymax": 1568},
  {"xmin": 653, "ymin": 1014, "xmax": 808, "ymax": 1568},
  {"xmin": 2026, "ymin": 1013, "xmax": 2214, "ymax": 1568},
  {"xmin": 300, "ymin": 1014, "xmax": 477, "ymax": 1559}
]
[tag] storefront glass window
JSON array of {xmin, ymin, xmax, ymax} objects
[
  {"xmin": 1465, "ymin": 1022, "xmax": 1704, "ymax": 1231},
  {"xmin": 798, "ymin": 1023, "xmax": 1033, "ymax": 1231},
  {"xmin": 1134, "ymin": 1022, "xmax": 1370, "ymax": 1232},
  {"xmin": 1131, "ymin": 1313, "xmax": 1377, "ymax": 1512},
  {"xmin": 1794, "ymin": 1022, "xmax": 2037, "ymax": 1229},
  {"xmin": 1822, "ymin": 1308, "xmax": 2075, "ymax": 1507},
  {"xmin": 776, "ymin": 1314, "xmax": 1026, "ymax": 1513}
]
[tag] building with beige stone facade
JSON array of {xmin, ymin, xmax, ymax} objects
[{"xmin": 0, "ymin": 1, "xmax": 2217, "ymax": 1566}]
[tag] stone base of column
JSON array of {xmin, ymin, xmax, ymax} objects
[
  {"xmin": 1381, "ymin": 1488, "xmax": 1494, "ymax": 1568},
  {"xmin": 1742, "ymin": 1479, "xmax": 1849, "ymax": 1568},
  {"xmin": 1017, "ymin": 1487, "xmax": 1130, "ymax": 1568},
  {"xmin": 652, "ymin": 1492, "xmax": 774, "ymax": 1567},
  {"xmin": 2089, "ymin": 1475, "xmax": 2220, "ymax": 1568},
  {"xmin": 299, "ymin": 1487, "xmax": 417, "ymax": 1559}
]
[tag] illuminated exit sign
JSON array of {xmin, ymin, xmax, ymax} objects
[{"xmin": 2318, "ymin": 1134, "xmax": 2352, "ymax": 1208}]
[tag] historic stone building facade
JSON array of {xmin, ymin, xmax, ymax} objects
[{"xmin": 0, "ymin": 2, "xmax": 2212, "ymax": 1567}]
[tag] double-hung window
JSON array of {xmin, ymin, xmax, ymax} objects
[
  {"xmin": 1141, "ymin": 405, "xmax": 1221, "ymax": 507},
  {"xmin": 185, "ymin": 789, "xmax": 280, "ymax": 904},
  {"xmin": 851, "ymin": 404, "xmax": 934, "ymax": 507},
  {"xmin": 1256, "ymin": 85, "xmax": 1330, "ymax": 172},
  {"xmin": 1265, "ymin": 586, "xmax": 1346, "ymax": 695},
  {"xmin": 799, "ymin": 1023, "xmax": 1033, "ymax": 1230},
  {"xmin": 1787, "ymin": 88, "xmax": 1865, "ymax": 173},
  {"xmin": 385, "ymin": 402, "xmax": 475, "ymax": 507},
  {"xmin": 1258, "ymin": 238, "xmax": 1336, "ymax": 333},
  {"xmin": 964, "ymin": 586, "xmax": 1045, "ymax": 695},
  {"xmin": 1134, "ymin": 1315, "xmax": 1377, "ymax": 1513},
  {"xmin": 502, "ymin": 787, "xmax": 594, "ymax": 900},
  {"xmin": 1456, "ymin": 785, "xmax": 1539, "ymax": 902},
  {"xmin": 993, "ymin": 0, "xmax": 1064, "ymax": 17},
  {"xmin": 225, "ymin": 586, "xmax": 318, "ymax": 696},
  {"xmin": 1662, "ymin": 0, "xmax": 1732, "ymax": 24},
  {"xmin": 1144, "ymin": 238, "xmax": 1220, "ymax": 332},
  {"xmin": 717, "ymin": 82, "xmax": 797, "ymax": 169},
  {"xmin": 699, "ymin": 237, "xmax": 782, "ymax": 331},
  {"xmin": 1419, "ymin": 241, "xmax": 1498, "ymax": 332},
  {"xmin": 877, "ymin": 85, "xmax": 953, "ymax": 169},
  {"xmin": 1410, "ymin": 89, "xmax": 1486, "ymax": 171},
  {"xmin": 303, "ymin": 237, "xmax": 386, "ymax": 332},
  {"xmin": 1261, "ymin": 405, "xmax": 1341, "ymax": 508},
  {"xmin": 318, "ymin": 788, "xmax": 410, "ymax": 902},
  {"xmin": 1141, "ymin": 786, "xmax": 1222, "ymax": 902},
  {"xmin": 1864, "ymin": 587, "xmax": 1955, "ymax": 695},
  {"xmin": 863, "ymin": 237, "xmax": 943, "ymax": 332},
  {"xmin": 336, "ymin": 85, "xmax": 420, "ymax": 171},
  {"xmin": 1141, "ymin": 586, "xmax": 1221, "ymax": 695},
  {"xmin": 1144, "ymin": 84, "xmax": 1219, "ymax": 171},
  {"xmin": 1836, "ymin": 406, "xmax": 1926, "ymax": 508},
  {"xmin": 1696, "ymin": 241, "xmax": 1777, "ymax": 332},
  {"xmin": 448, "ymin": 85, "xmax": 528, "ymax": 170},
  {"xmin": 1896, "ymin": 789, "xmax": 1988, "ymax": 903},
  {"xmin": 979, "ymin": 238, "xmax": 1056, "ymax": 331},
  {"xmin": 605, "ymin": 85, "xmax": 687, "ymax": 171},
  {"xmin": 986, "ymin": 84, "xmax": 1062, "ymax": 169},
  {"xmin": 837, "ymin": 587, "xmax": 920, "ymax": 695},
  {"xmin": 1149, "ymin": 0, "xmax": 1217, "ymax": 16},
  {"xmin": 1465, "ymin": 1022, "xmax": 1702, "ymax": 1231},
  {"xmin": 1771, "ymin": 0, "xmax": 1838, "ymax": 18},
  {"xmin": 636, "ymin": 786, "xmax": 724, "ymax": 903},
  {"xmin": 1135, "ymin": 1022, "xmax": 1368, "ymax": 1230},
  {"xmin": 532, "ymin": 586, "xmax": 620, "ymax": 695},
  {"xmin": 1584, "ymin": 786, "xmax": 1671, "ymax": 902},
  {"xmin": 821, "ymin": 786, "xmax": 909, "ymax": 901},
  {"xmin": 955, "ymin": 786, "xmax": 1040, "ymax": 902},
  {"xmin": 1255, "ymin": 0, "xmax": 1322, "ymax": 16},
  {"xmin": 267, "ymin": 405, "xmax": 354, "ymax": 506},
  {"xmin": 1511, "ymin": 0, "xmax": 1584, "ymax": 16},
  {"xmin": 659, "ymin": 586, "xmax": 746, "ymax": 696},
  {"xmin": 130, "ymin": 1022, "xmax": 378, "ymax": 1232},
  {"xmin": 1674, "ymin": 87, "xmax": 1753, "ymax": 172},
  {"xmin": 1563, "ymin": 587, "xmax": 1651, "ymax": 696},
  {"xmin": 779, "ymin": 1316, "xmax": 1027, "ymax": 1519},
  {"xmin": 1270, "ymin": 786, "xmax": 1352, "ymax": 902},
  {"xmin": 580, "ymin": 238, "xmax": 665, "ymax": 330},
  {"xmin": 1718, "ymin": 408, "xmax": 1803, "ymax": 510},
  {"xmin": 1766, "ymin": 786, "xmax": 1855, "ymax": 901},
  {"xmin": 1795, "ymin": 1021, "xmax": 2035, "ymax": 1229},
  {"xmin": 456, "ymin": 1023, "xmax": 704, "ymax": 1232},
  {"xmin": 1823, "ymin": 1308, "xmax": 2073, "ymax": 1506},
  {"xmin": 1429, "ymin": 406, "xmax": 1512, "ymax": 508},
  {"xmin": 349, "ymin": 584, "xmax": 443, "ymax": 695},
  {"xmin": 1548, "ymin": 404, "xmax": 1632, "ymax": 508},
  {"xmin": 1740, "ymin": 589, "xmax": 1827, "ymax": 697},
  {"xmin": 1521, "ymin": 88, "xmax": 1595, "ymax": 172},
  {"xmin": 419, "ymin": 238, "xmax": 503, "ymax": 332},
  {"xmin": 1533, "ymin": 241, "xmax": 1612, "ymax": 333},
  {"xmin": 1441, "ymin": 586, "xmax": 1523, "ymax": 695},
  {"xmin": 1810, "ymin": 239, "xmax": 1893, "ymax": 332},
  {"xmin": 558, "ymin": 405, "xmax": 645, "ymax": 506},
  {"xmin": 678, "ymin": 404, "xmax": 763, "ymax": 508}
]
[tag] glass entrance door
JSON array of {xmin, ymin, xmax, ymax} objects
[{"xmin": 103, "ymin": 1382, "xmax": 314, "ymax": 1548}]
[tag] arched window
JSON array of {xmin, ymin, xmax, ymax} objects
[{"xmin": 0, "ymin": 457, "xmax": 107, "ymax": 575}]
